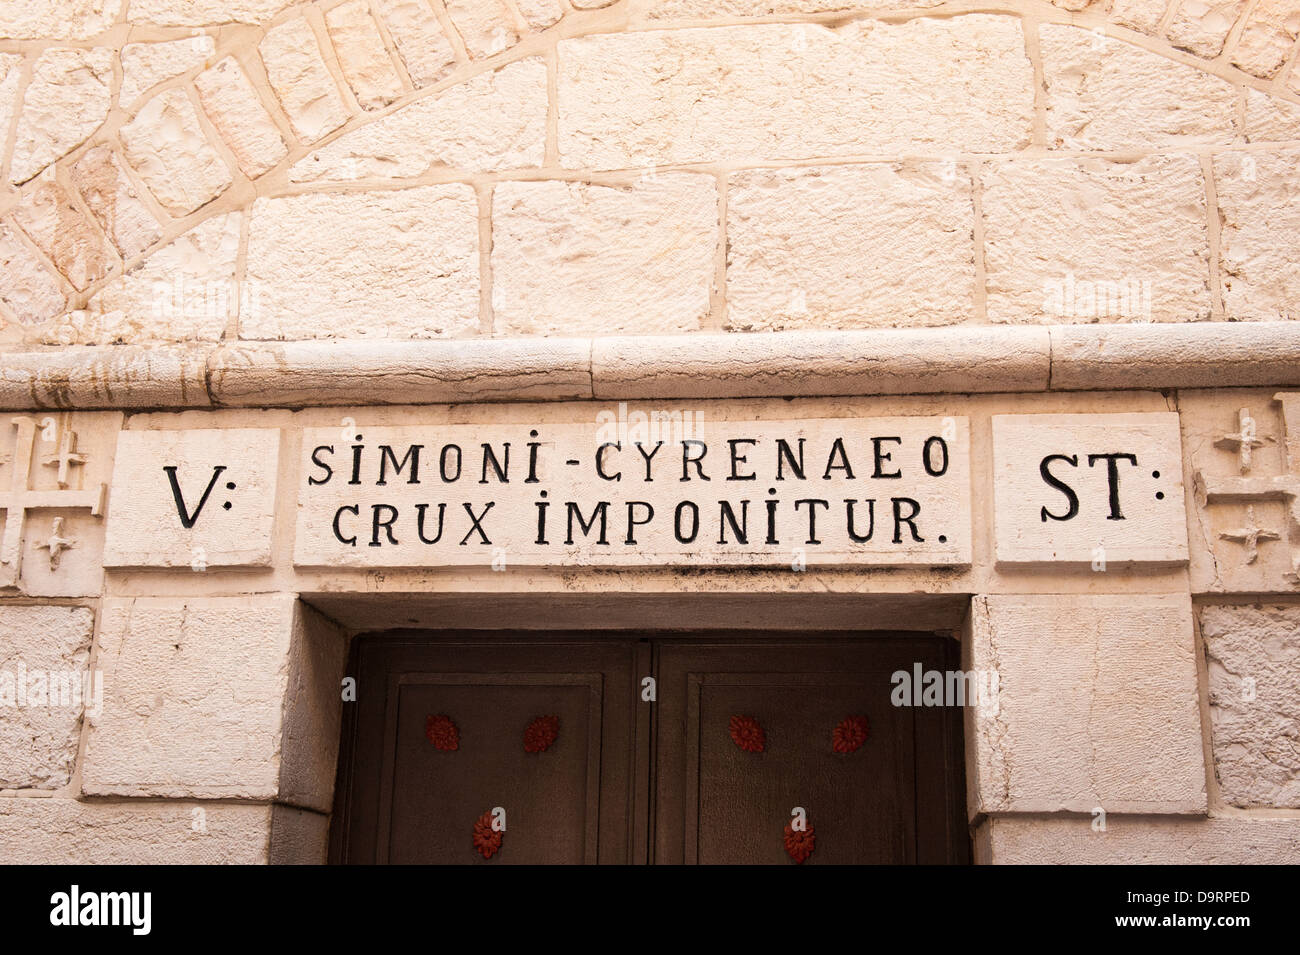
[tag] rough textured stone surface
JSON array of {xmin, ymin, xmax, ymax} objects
[
  {"xmin": 727, "ymin": 163, "xmax": 974, "ymax": 331},
  {"xmin": 195, "ymin": 57, "xmax": 288, "ymax": 178},
  {"xmin": 83, "ymin": 213, "xmax": 241, "ymax": 343},
  {"xmin": 1216, "ymin": 150, "xmax": 1300, "ymax": 321},
  {"xmin": 290, "ymin": 57, "xmax": 545, "ymax": 181},
  {"xmin": 515, "ymin": 0, "xmax": 565, "ymax": 28},
  {"xmin": 982, "ymin": 155, "xmax": 1210, "ymax": 323},
  {"xmin": 641, "ymin": 0, "xmax": 943, "ymax": 15},
  {"xmin": 269, "ymin": 805, "xmax": 330, "ymax": 863},
  {"xmin": 558, "ymin": 16, "xmax": 1033, "ymax": 168},
  {"xmin": 493, "ymin": 175, "xmax": 715, "ymax": 335},
  {"xmin": 1201, "ymin": 604, "xmax": 1300, "ymax": 808},
  {"xmin": 0, "ymin": 220, "xmax": 66, "ymax": 324},
  {"xmin": 1232, "ymin": 0, "xmax": 1300, "ymax": 77},
  {"xmin": 1166, "ymin": 0, "xmax": 1248, "ymax": 58},
  {"xmin": 83, "ymin": 595, "xmax": 295, "ymax": 799},
  {"xmin": 119, "ymin": 88, "xmax": 232, "ymax": 215},
  {"xmin": 13, "ymin": 167, "xmax": 117, "ymax": 291},
  {"xmin": 373, "ymin": 0, "xmax": 457, "ymax": 87},
  {"xmin": 10, "ymin": 48, "xmax": 114, "ymax": 185},
  {"xmin": 977, "ymin": 815, "xmax": 1300, "ymax": 864},
  {"xmin": 244, "ymin": 186, "xmax": 479, "ymax": 339},
  {"xmin": 0, "ymin": 0, "xmax": 121, "ymax": 40},
  {"xmin": 119, "ymin": 36, "xmax": 216, "ymax": 106},
  {"xmin": 326, "ymin": 0, "xmax": 405, "ymax": 111},
  {"xmin": 0, "ymin": 55, "xmax": 22, "ymax": 168},
  {"xmin": 72, "ymin": 146, "xmax": 163, "ymax": 261},
  {"xmin": 1041, "ymin": 25, "xmax": 1237, "ymax": 149},
  {"xmin": 1244, "ymin": 88, "xmax": 1300, "ymax": 141},
  {"xmin": 0, "ymin": 606, "xmax": 95, "ymax": 790},
  {"xmin": 967, "ymin": 594, "xmax": 1205, "ymax": 815},
  {"xmin": 0, "ymin": 799, "xmax": 276, "ymax": 864},
  {"xmin": 0, "ymin": 345, "xmax": 211, "ymax": 409},
  {"xmin": 129, "ymin": 0, "xmax": 294, "ymax": 27},
  {"xmin": 102, "ymin": 425, "xmax": 278, "ymax": 567},
  {"xmin": 259, "ymin": 16, "xmax": 350, "ymax": 144},
  {"xmin": 444, "ymin": 0, "xmax": 518, "ymax": 58},
  {"xmin": 1112, "ymin": 0, "xmax": 1174, "ymax": 34},
  {"xmin": 277, "ymin": 602, "xmax": 348, "ymax": 812}
]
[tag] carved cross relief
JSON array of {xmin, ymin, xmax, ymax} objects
[
  {"xmin": 1195, "ymin": 394, "xmax": 1300, "ymax": 586},
  {"xmin": 0, "ymin": 416, "xmax": 107, "ymax": 587}
]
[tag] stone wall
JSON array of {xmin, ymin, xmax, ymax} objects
[
  {"xmin": 1, "ymin": 0, "xmax": 1300, "ymax": 344},
  {"xmin": 2, "ymin": 0, "xmax": 1300, "ymax": 865}
]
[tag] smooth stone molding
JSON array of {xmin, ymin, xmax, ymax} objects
[
  {"xmin": 294, "ymin": 417, "xmax": 973, "ymax": 568},
  {"xmin": 2, "ymin": 323, "xmax": 1300, "ymax": 410},
  {"xmin": 102, "ymin": 429, "xmax": 280, "ymax": 568},
  {"xmin": 992, "ymin": 412, "xmax": 1189, "ymax": 567}
]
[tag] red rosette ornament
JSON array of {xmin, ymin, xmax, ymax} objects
[
  {"xmin": 729, "ymin": 715, "xmax": 765, "ymax": 753},
  {"xmin": 473, "ymin": 810, "xmax": 502, "ymax": 860},
  {"xmin": 523, "ymin": 714, "xmax": 560, "ymax": 753},
  {"xmin": 425, "ymin": 714, "xmax": 459, "ymax": 751},
  {"xmin": 784, "ymin": 820, "xmax": 815, "ymax": 864},
  {"xmin": 832, "ymin": 715, "xmax": 870, "ymax": 754}
]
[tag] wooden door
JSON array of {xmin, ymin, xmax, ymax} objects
[
  {"xmin": 652, "ymin": 636, "xmax": 968, "ymax": 864},
  {"xmin": 330, "ymin": 632, "xmax": 968, "ymax": 864}
]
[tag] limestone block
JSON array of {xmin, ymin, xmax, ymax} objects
[
  {"xmin": 967, "ymin": 594, "xmax": 1206, "ymax": 815},
  {"xmin": 443, "ymin": 0, "xmax": 518, "ymax": 58},
  {"xmin": 0, "ymin": 0, "xmax": 122, "ymax": 39},
  {"xmin": 0, "ymin": 55, "xmax": 21, "ymax": 168},
  {"xmin": 976, "ymin": 815, "xmax": 1300, "ymax": 864},
  {"xmin": 128, "ymin": 0, "xmax": 294, "ymax": 27},
  {"xmin": 1215, "ymin": 150, "xmax": 1300, "ymax": 322},
  {"xmin": 726, "ymin": 163, "xmax": 974, "ymax": 331},
  {"xmin": 515, "ymin": 0, "xmax": 565, "ymax": 29},
  {"xmin": 289, "ymin": 57, "xmax": 546, "ymax": 182},
  {"xmin": 1200, "ymin": 604, "xmax": 1300, "ymax": 807},
  {"xmin": 0, "ymin": 799, "xmax": 278, "ymax": 864},
  {"xmin": 13, "ymin": 167, "xmax": 118, "ymax": 291},
  {"xmin": 120, "ymin": 36, "xmax": 216, "ymax": 106},
  {"xmin": 269, "ymin": 805, "xmax": 331, "ymax": 864},
  {"xmin": 0, "ymin": 345, "xmax": 211, "ymax": 410},
  {"xmin": 372, "ymin": 0, "xmax": 457, "ymax": 88},
  {"xmin": 639, "ymin": 0, "xmax": 943, "ymax": 16},
  {"xmin": 991, "ymin": 413, "xmax": 1188, "ymax": 567},
  {"xmin": 119, "ymin": 88, "xmax": 232, "ymax": 215},
  {"xmin": 259, "ymin": 16, "xmax": 350, "ymax": 144},
  {"xmin": 492, "ymin": 174, "xmax": 715, "ymax": 335},
  {"xmin": 10, "ymin": 48, "xmax": 114, "ymax": 185},
  {"xmin": 0, "ymin": 411, "xmax": 120, "ymax": 598},
  {"xmin": 102, "ymin": 427, "xmax": 279, "ymax": 568},
  {"xmin": 557, "ymin": 16, "xmax": 1033, "ymax": 168},
  {"xmin": 1179, "ymin": 389, "xmax": 1300, "ymax": 595},
  {"xmin": 1041, "ymin": 25, "xmax": 1237, "ymax": 149},
  {"xmin": 1244, "ymin": 89, "xmax": 1300, "ymax": 142},
  {"xmin": 82, "ymin": 213, "xmax": 241, "ymax": 344},
  {"xmin": 0, "ymin": 606, "xmax": 95, "ymax": 790},
  {"xmin": 83, "ymin": 596, "xmax": 345, "ymax": 811},
  {"xmin": 194, "ymin": 57, "xmax": 288, "ymax": 178},
  {"xmin": 83, "ymin": 595, "xmax": 293, "ymax": 800},
  {"xmin": 0, "ymin": 220, "xmax": 66, "ymax": 325},
  {"xmin": 982, "ymin": 155, "xmax": 1210, "ymax": 323},
  {"xmin": 325, "ymin": 0, "xmax": 405, "ymax": 111},
  {"xmin": 1166, "ymin": 0, "xmax": 1248, "ymax": 58},
  {"xmin": 71, "ymin": 147, "xmax": 163, "ymax": 260},
  {"xmin": 1111, "ymin": 0, "xmax": 1174, "ymax": 34},
  {"xmin": 1231, "ymin": 0, "xmax": 1300, "ymax": 77},
  {"xmin": 243, "ymin": 186, "xmax": 480, "ymax": 339}
]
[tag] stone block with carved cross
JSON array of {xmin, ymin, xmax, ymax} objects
[
  {"xmin": 0, "ymin": 413, "xmax": 120, "ymax": 597},
  {"xmin": 102, "ymin": 429, "xmax": 281, "ymax": 569},
  {"xmin": 1181, "ymin": 390, "xmax": 1300, "ymax": 594}
]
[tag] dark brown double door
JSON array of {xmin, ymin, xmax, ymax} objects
[{"xmin": 329, "ymin": 633, "xmax": 969, "ymax": 864}]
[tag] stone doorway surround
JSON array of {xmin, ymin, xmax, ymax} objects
[{"xmin": 1, "ymin": 324, "xmax": 1299, "ymax": 863}]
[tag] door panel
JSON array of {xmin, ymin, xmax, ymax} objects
[
  {"xmin": 653, "ymin": 637, "xmax": 968, "ymax": 865},
  {"xmin": 331, "ymin": 635, "xmax": 645, "ymax": 865}
]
